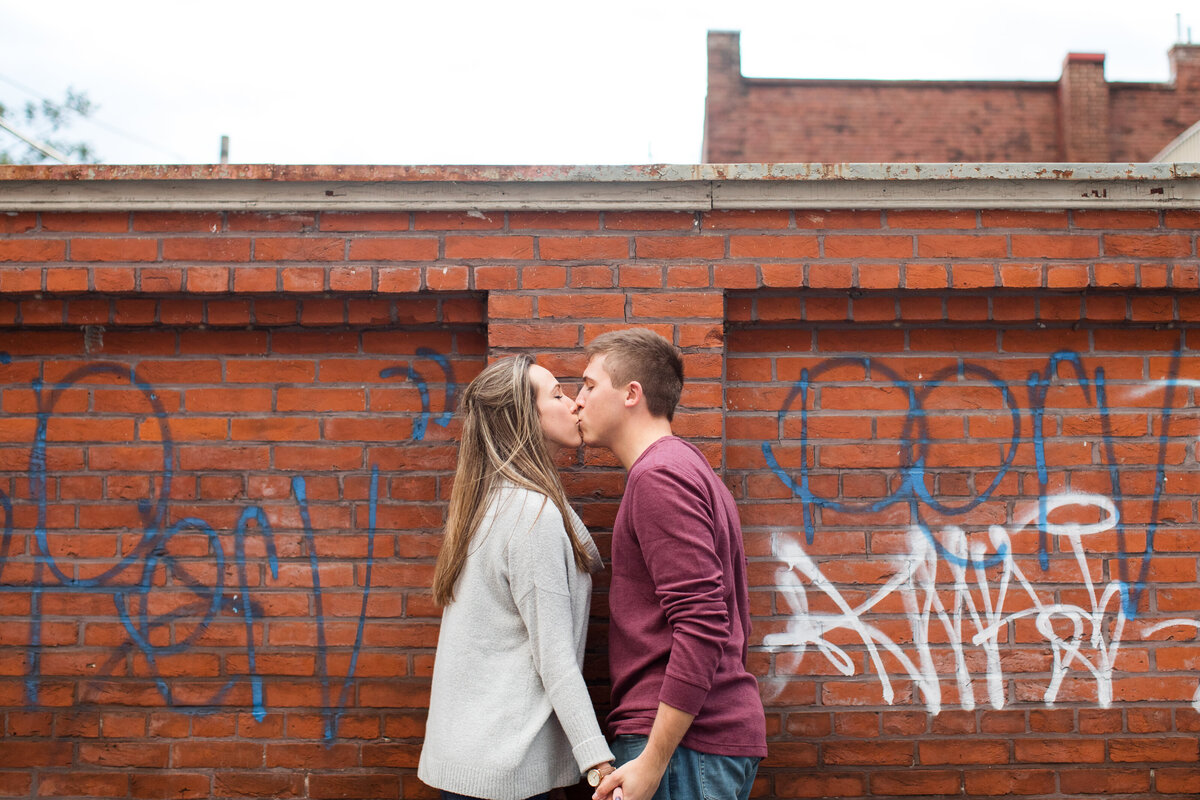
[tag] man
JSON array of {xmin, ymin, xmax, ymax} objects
[{"xmin": 575, "ymin": 328, "xmax": 766, "ymax": 800}]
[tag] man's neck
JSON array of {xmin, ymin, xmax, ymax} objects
[{"xmin": 614, "ymin": 418, "xmax": 675, "ymax": 471}]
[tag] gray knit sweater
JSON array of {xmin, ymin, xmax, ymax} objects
[{"xmin": 418, "ymin": 484, "xmax": 614, "ymax": 799}]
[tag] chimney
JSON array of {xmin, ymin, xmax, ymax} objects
[
  {"xmin": 1058, "ymin": 52, "xmax": 1110, "ymax": 161},
  {"xmin": 702, "ymin": 31, "xmax": 743, "ymax": 163},
  {"xmin": 1169, "ymin": 44, "xmax": 1200, "ymax": 90}
]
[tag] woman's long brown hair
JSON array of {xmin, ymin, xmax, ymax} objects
[{"xmin": 432, "ymin": 355, "xmax": 594, "ymax": 606}]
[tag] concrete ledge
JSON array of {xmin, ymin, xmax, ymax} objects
[{"xmin": 1, "ymin": 163, "xmax": 1198, "ymax": 211}]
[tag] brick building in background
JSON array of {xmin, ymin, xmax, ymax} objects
[
  {"xmin": 702, "ymin": 30, "xmax": 1200, "ymax": 163},
  {"xmin": 1, "ymin": 163, "xmax": 1200, "ymax": 799}
]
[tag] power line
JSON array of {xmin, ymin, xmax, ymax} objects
[
  {"xmin": 0, "ymin": 114, "xmax": 69, "ymax": 162},
  {"xmin": 0, "ymin": 72, "xmax": 190, "ymax": 161}
]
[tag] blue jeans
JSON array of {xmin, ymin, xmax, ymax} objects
[
  {"xmin": 440, "ymin": 793, "xmax": 547, "ymax": 800},
  {"xmin": 611, "ymin": 735, "xmax": 759, "ymax": 800}
]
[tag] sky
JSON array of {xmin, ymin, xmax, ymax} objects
[{"xmin": 0, "ymin": 0, "xmax": 1195, "ymax": 166}]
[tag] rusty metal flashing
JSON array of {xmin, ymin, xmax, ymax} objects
[{"xmin": 1, "ymin": 163, "xmax": 1198, "ymax": 211}]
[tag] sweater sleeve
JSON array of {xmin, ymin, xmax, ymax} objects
[
  {"xmin": 627, "ymin": 466, "xmax": 730, "ymax": 715},
  {"xmin": 507, "ymin": 493, "xmax": 614, "ymax": 774}
]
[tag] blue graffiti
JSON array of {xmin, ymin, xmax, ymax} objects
[
  {"xmin": 381, "ymin": 346, "xmax": 457, "ymax": 441},
  {"xmin": 0, "ymin": 353, "xmax": 455, "ymax": 739},
  {"xmin": 762, "ymin": 348, "xmax": 1183, "ymax": 617}
]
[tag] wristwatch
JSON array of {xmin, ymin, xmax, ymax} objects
[{"xmin": 586, "ymin": 764, "xmax": 612, "ymax": 787}]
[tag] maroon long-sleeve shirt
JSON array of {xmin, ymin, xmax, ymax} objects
[{"xmin": 606, "ymin": 436, "xmax": 767, "ymax": 758}]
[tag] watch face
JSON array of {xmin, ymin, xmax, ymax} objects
[{"xmin": 587, "ymin": 769, "xmax": 601, "ymax": 787}]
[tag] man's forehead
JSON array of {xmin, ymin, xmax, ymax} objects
[{"xmin": 582, "ymin": 354, "xmax": 607, "ymax": 380}]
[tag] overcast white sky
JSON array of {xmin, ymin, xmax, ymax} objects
[{"xmin": 0, "ymin": 0, "xmax": 1195, "ymax": 165}]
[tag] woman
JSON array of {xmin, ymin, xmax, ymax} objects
[{"xmin": 418, "ymin": 355, "xmax": 616, "ymax": 800}]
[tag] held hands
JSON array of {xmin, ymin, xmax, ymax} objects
[{"xmin": 592, "ymin": 753, "xmax": 664, "ymax": 800}]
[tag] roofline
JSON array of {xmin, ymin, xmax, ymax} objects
[
  {"xmin": 740, "ymin": 77, "xmax": 1061, "ymax": 90},
  {"xmin": 2, "ymin": 163, "xmax": 1199, "ymax": 211}
]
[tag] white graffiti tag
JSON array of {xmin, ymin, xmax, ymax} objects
[{"xmin": 763, "ymin": 493, "xmax": 1198, "ymax": 713}]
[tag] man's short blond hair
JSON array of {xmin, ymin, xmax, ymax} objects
[{"xmin": 585, "ymin": 328, "xmax": 684, "ymax": 421}]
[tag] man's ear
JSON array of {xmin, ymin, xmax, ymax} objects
[{"xmin": 624, "ymin": 380, "xmax": 644, "ymax": 409}]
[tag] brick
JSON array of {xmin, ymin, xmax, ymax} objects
[
  {"xmin": 509, "ymin": 210, "xmax": 600, "ymax": 230},
  {"xmin": 795, "ymin": 210, "xmax": 881, "ymax": 229},
  {"xmin": 918, "ymin": 234, "xmax": 1007, "ymax": 258},
  {"xmin": 413, "ymin": 211, "xmax": 502, "ymax": 230},
  {"xmin": 701, "ymin": 209, "xmax": 790, "ymax": 229},
  {"xmin": 635, "ymin": 236, "xmax": 724, "ymax": 259},
  {"xmin": 42, "ymin": 212, "xmax": 129, "ymax": 232},
  {"xmin": 888, "ymin": 209, "xmax": 977, "ymax": 229},
  {"xmin": 1045, "ymin": 263, "xmax": 1089, "ymax": 288},
  {"xmin": 133, "ymin": 211, "xmax": 222, "ymax": 232},
  {"xmin": 0, "ymin": 288, "xmax": 37, "ymax": 318},
  {"xmin": 619, "ymin": 263, "xmax": 667, "ymax": 289},
  {"xmin": 808, "ymin": 263, "xmax": 852, "ymax": 288},
  {"xmin": 825, "ymin": 234, "xmax": 912, "ymax": 258},
  {"xmin": 280, "ymin": 266, "xmax": 327, "ymax": 292},
  {"xmin": 231, "ymin": 266, "xmax": 278, "ymax": 292},
  {"xmin": 1104, "ymin": 234, "xmax": 1193, "ymax": 257},
  {"xmin": 761, "ymin": 263, "xmax": 804, "ymax": 287},
  {"xmin": 473, "ymin": 265, "xmax": 519, "ymax": 290},
  {"xmin": 1109, "ymin": 738, "xmax": 1199, "ymax": 762},
  {"xmin": 377, "ymin": 267, "xmax": 422, "ymax": 292},
  {"xmin": 0, "ymin": 240, "xmax": 66, "ymax": 262},
  {"xmin": 999, "ymin": 262, "xmax": 1043, "ymax": 287},
  {"xmin": 187, "ymin": 266, "xmax": 231, "ymax": 292},
  {"xmin": 663, "ymin": 264, "xmax": 709, "ymax": 288},
  {"xmin": 92, "ymin": 266, "xmax": 137, "ymax": 292},
  {"xmin": 964, "ymin": 769, "xmax": 1055, "ymax": 796},
  {"xmin": 1073, "ymin": 209, "xmax": 1161, "ymax": 229},
  {"xmin": 713, "ymin": 262, "xmax": 758, "ymax": 288},
  {"xmin": 0, "ymin": 211, "xmax": 37, "ymax": 233},
  {"xmin": 1158, "ymin": 768, "xmax": 1200, "ymax": 793},
  {"xmin": 1014, "ymin": 739, "xmax": 1104, "ymax": 763},
  {"xmin": 729, "ymin": 235, "xmax": 818, "ymax": 258},
  {"xmin": 329, "ymin": 266, "xmax": 374, "ymax": 291},
  {"xmin": 130, "ymin": 773, "xmax": 212, "ymax": 799},
  {"xmin": 631, "ymin": 292, "xmax": 723, "ymax": 319},
  {"xmin": 228, "ymin": 212, "xmax": 316, "ymax": 231},
  {"xmin": 539, "ymin": 293, "xmax": 625, "ymax": 318},
  {"xmin": 604, "ymin": 211, "xmax": 696, "ymax": 230},
  {"xmin": 425, "ymin": 265, "xmax": 470, "ymax": 291},
  {"xmin": 1011, "ymin": 234, "xmax": 1100, "ymax": 258},
  {"xmin": 44, "ymin": 267, "xmax": 89, "ymax": 292},
  {"xmin": 254, "ymin": 237, "xmax": 344, "ymax": 261},
  {"xmin": 569, "ymin": 264, "xmax": 615, "ymax": 288},
  {"xmin": 856, "ymin": 262, "xmax": 901, "ymax": 288},
  {"xmin": 162, "ymin": 238, "xmax": 251, "ymax": 261},
  {"xmin": 538, "ymin": 236, "xmax": 627, "ymax": 260},
  {"xmin": 982, "ymin": 210, "xmax": 1069, "ymax": 228},
  {"xmin": 904, "ymin": 262, "xmax": 949, "ymax": 289},
  {"xmin": 444, "ymin": 235, "xmax": 534, "ymax": 260},
  {"xmin": 870, "ymin": 770, "xmax": 961, "ymax": 795},
  {"xmin": 348, "ymin": 238, "xmax": 438, "ymax": 261},
  {"xmin": 1094, "ymin": 261, "xmax": 1137, "ymax": 286},
  {"xmin": 521, "ymin": 265, "xmax": 567, "ymax": 289},
  {"xmin": 70, "ymin": 238, "xmax": 158, "ymax": 262},
  {"xmin": 319, "ymin": 212, "xmax": 410, "ymax": 231}
]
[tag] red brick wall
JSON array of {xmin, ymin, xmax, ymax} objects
[
  {"xmin": 1, "ymin": 204, "xmax": 1200, "ymax": 799},
  {"xmin": 703, "ymin": 33, "xmax": 1200, "ymax": 163}
]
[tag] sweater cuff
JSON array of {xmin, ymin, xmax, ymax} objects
[
  {"xmin": 659, "ymin": 673, "xmax": 709, "ymax": 716},
  {"xmin": 572, "ymin": 734, "xmax": 615, "ymax": 774}
]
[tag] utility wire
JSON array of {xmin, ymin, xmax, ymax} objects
[
  {"xmin": 0, "ymin": 113, "xmax": 69, "ymax": 162},
  {"xmin": 0, "ymin": 72, "xmax": 189, "ymax": 161}
]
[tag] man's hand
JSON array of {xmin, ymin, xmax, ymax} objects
[
  {"xmin": 594, "ymin": 703, "xmax": 694, "ymax": 800},
  {"xmin": 592, "ymin": 754, "xmax": 662, "ymax": 800}
]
